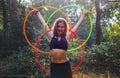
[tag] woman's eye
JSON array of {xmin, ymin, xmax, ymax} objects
[{"xmin": 58, "ymin": 26, "xmax": 64, "ymax": 28}]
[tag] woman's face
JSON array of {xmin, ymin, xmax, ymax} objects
[{"xmin": 57, "ymin": 22, "xmax": 65, "ymax": 36}]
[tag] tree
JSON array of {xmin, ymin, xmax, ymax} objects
[
  {"xmin": 95, "ymin": 0, "xmax": 102, "ymax": 45},
  {"xmin": 1, "ymin": 0, "xmax": 8, "ymax": 29}
]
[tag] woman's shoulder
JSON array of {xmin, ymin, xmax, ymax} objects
[
  {"xmin": 48, "ymin": 30, "xmax": 54, "ymax": 40},
  {"xmin": 66, "ymin": 31, "xmax": 70, "ymax": 36},
  {"xmin": 66, "ymin": 32, "xmax": 71, "ymax": 41}
]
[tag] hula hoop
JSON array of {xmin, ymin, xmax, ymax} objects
[
  {"xmin": 35, "ymin": 30, "xmax": 84, "ymax": 75},
  {"xmin": 46, "ymin": 4, "xmax": 93, "ymax": 52},
  {"xmin": 23, "ymin": 6, "xmax": 72, "ymax": 54}
]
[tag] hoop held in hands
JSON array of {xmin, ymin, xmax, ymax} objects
[
  {"xmin": 23, "ymin": 6, "xmax": 72, "ymax": 54},
  {"xmin": 35, "ymin": 30, "xmax": 84, "ymax": 74}
]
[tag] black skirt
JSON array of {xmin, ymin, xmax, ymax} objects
[{"xmin": 50, "ymin": 61, "xmax": 72, "ymax": 78}]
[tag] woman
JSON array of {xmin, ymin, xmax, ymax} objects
[{"xmin": 29, "ymin": 7, "xmax": 88, "ymax": 78}]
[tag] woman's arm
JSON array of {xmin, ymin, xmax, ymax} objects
[
  {"xmin": 72, "ymin": 12, "xmax": 88, "ymax": 32},
  {"xmin": 29, "ymin": 7, "xmax": 53, "ymax": 39},
  {"xmin": 36, "ymin": 12, "xmax": 49, "ymax": 30}
]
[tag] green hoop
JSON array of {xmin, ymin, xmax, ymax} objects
[{"xmin": 46, "ymin": 4, "xmax": 93, "ymax": 52}]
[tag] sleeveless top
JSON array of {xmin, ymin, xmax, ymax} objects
[{"xmin": 49, "ymin": 36, "xmax": 68, "ymax": 50}]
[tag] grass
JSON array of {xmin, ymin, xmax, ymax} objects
[{"xmin": 72, "ymin": 71, "xmax": 118, "ymax": 78}]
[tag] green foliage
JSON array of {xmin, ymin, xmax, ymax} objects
[
  {"xmin": 85, "ymin": 38, "xmax": 120, "ymax": 75},
  {"xmin": 0, "ymin": 0, "xmax": 119, "ymax": 77},
  {"xmin": 107, "ymin": 21, "xmax": 120, "ymax": 40},
  {"xmin": 85, "ymin": 21, "xmax": 120, "ymax": 76},
  {"xmin": 0, "ymin": 46, "xmax": 49, "ymax": 77},
  {"xmin": 101, "ymin": 1, "xmax": 120, "ymax": 27},
  {"xmin": 86, "ymin": 41, "xmax": 120, "ymax": 64},
  {"xmin": 0, "ymin": 13, "xmax": 3, "ymax": 29}
]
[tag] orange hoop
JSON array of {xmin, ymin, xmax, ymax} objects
[{"xmin": 23, "ymin": 6, "xmax": 72, "ymax": 54}]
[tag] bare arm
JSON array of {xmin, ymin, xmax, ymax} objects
[
  {"xmin": 72, "ymin": 13, "xmax": 86, "ymax": 32},
  {"xmin": 36, "ymin": 12, "xmax": 49, "ymax": 30},
  {"xmin": 29, "ymin": 7, "xmax": 53, "ymax": 39}
]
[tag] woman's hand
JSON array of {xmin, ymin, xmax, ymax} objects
[
  {"xmin": 84, "ymin": 10, "xmax": 92, "ymax": 17},
  {"xmin": 29, "ymin": 7, "xmax": 38, "ymax": 13}
]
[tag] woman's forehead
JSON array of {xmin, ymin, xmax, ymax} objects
[
  {"xmin": 57, "ymin": 20, "xmax": 65, "ymax": 23},
  {"xmin": 58, "ymin": 21, "xmax": 65, "ymax": 25}
]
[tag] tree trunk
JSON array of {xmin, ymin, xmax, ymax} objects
[
  {"xmin": 95, "ymin": 0, "xmax": 102, "ymax": 45},
  {"xmin": 1, "ymin": 0, "xmax": 8, "ymax": 29}
]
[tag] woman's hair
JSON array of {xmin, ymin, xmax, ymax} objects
[{"xmin": 52, "ymin": 18, "xmax": 69, "ymax": 37}]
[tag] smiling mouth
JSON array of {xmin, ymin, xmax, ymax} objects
[{"xmin": 57, "ymin": 31, "xmax": 63, "ymax": 35}]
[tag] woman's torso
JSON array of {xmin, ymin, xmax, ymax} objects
[{"xmin": 49, "ymin": 35, "xmax": 69, "ymax": 63}]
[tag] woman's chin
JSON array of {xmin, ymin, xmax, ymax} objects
[{"xmin": 58, "ymin": 32, "xmax": 62, "ymax": 35}]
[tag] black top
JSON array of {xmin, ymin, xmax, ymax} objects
[{"xmin": 49, "ymin": 36, "xmax": 68, "ymax": 50}]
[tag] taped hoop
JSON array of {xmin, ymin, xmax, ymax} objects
[
  {"xmin": 46, "ymin": 4, "xmax": 93, "ymax": 52},
  {"xmin": 35, "ymin": 30, "xmax": 84, "ymax": 74},
  {"xmin": 23, "ymin": 6, "xmax": 72, "ymax": 54}
]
